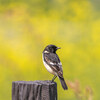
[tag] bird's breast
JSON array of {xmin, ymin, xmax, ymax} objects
[{"xmin": 42, "ymin": 54, "xmax": 56, "ymax": 75}]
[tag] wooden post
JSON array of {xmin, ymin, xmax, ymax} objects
[{"xmin": 12, "ymin": 81, "xmax": 57, "ymax": 100}]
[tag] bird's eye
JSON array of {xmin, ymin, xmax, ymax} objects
[{"xmin": 50, "ymin": 47, "xmax": 52, "ymax": 51}]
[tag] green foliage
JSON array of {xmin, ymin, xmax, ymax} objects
[{"xmin": 0, "ymin": 0, "xmax": 100, "ymax": 100}]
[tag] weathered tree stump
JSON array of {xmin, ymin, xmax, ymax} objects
[{"xmin": 12, "ymin": 81, "xmax": 57, "ymax": 100}]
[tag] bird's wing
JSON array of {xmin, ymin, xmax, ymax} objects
[{"xmin": 44, "ymin": 53, "xmax": 63, "ymax": 78}]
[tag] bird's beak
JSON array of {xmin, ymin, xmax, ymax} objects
[{"xmin": 57, "ymin": 47, "xmax": 61, "ymax": 49}]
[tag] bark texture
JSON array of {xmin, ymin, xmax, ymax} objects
[{"xmin": 12, "ymin": 81, "xmax": 57, "ymax": 100}]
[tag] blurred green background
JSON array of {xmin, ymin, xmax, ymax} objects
[{"xmin": 0, "ymin": 0, "xmax": 100, "ymax": 100}]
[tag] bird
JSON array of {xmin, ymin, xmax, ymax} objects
[{"xmin": 42, "ymin": 44, "xmax": 68, "ymax": 90}]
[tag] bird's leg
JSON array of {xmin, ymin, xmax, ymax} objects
[{"xmin": 51, "ymin": 75, "xmax": 57, "ymax": 82}]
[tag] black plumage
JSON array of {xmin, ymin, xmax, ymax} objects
[{"xmin": 42, "ymin": 44, "xmax": 68, "ymax": 90}]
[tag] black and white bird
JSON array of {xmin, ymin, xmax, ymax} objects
[{"xmin": 42, "ymin": 44, "xmax": 68, "ymax": 90}]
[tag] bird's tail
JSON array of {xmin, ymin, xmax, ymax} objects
[{"xmin": 58, "ymin": 76, "xmax": 68, "ymax": 90}]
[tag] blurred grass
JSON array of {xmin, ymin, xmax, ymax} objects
[{"xmin": 0, "ymin": 0, "xmax": 100, "ymax": 100}]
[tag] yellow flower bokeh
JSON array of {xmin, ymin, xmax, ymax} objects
[{"xmin": 0, "ymin": 0, "xmax": 100, "ymax": 100}]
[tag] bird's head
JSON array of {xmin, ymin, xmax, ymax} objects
[{"xmin": 43, "ymin": 44, "xmax": 61, "ymax": 53}]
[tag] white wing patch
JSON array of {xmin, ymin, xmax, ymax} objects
[
  {"xmin": 50, "ymin": 62, "xmax": 62, "ymax": 66},
  {"xmin": 50, "ymin": 62, "xmax": 55, "ymax": 65},
  {"xmin": 58, "ymin": 62, "xmax": 62, "ymax": 66}
]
